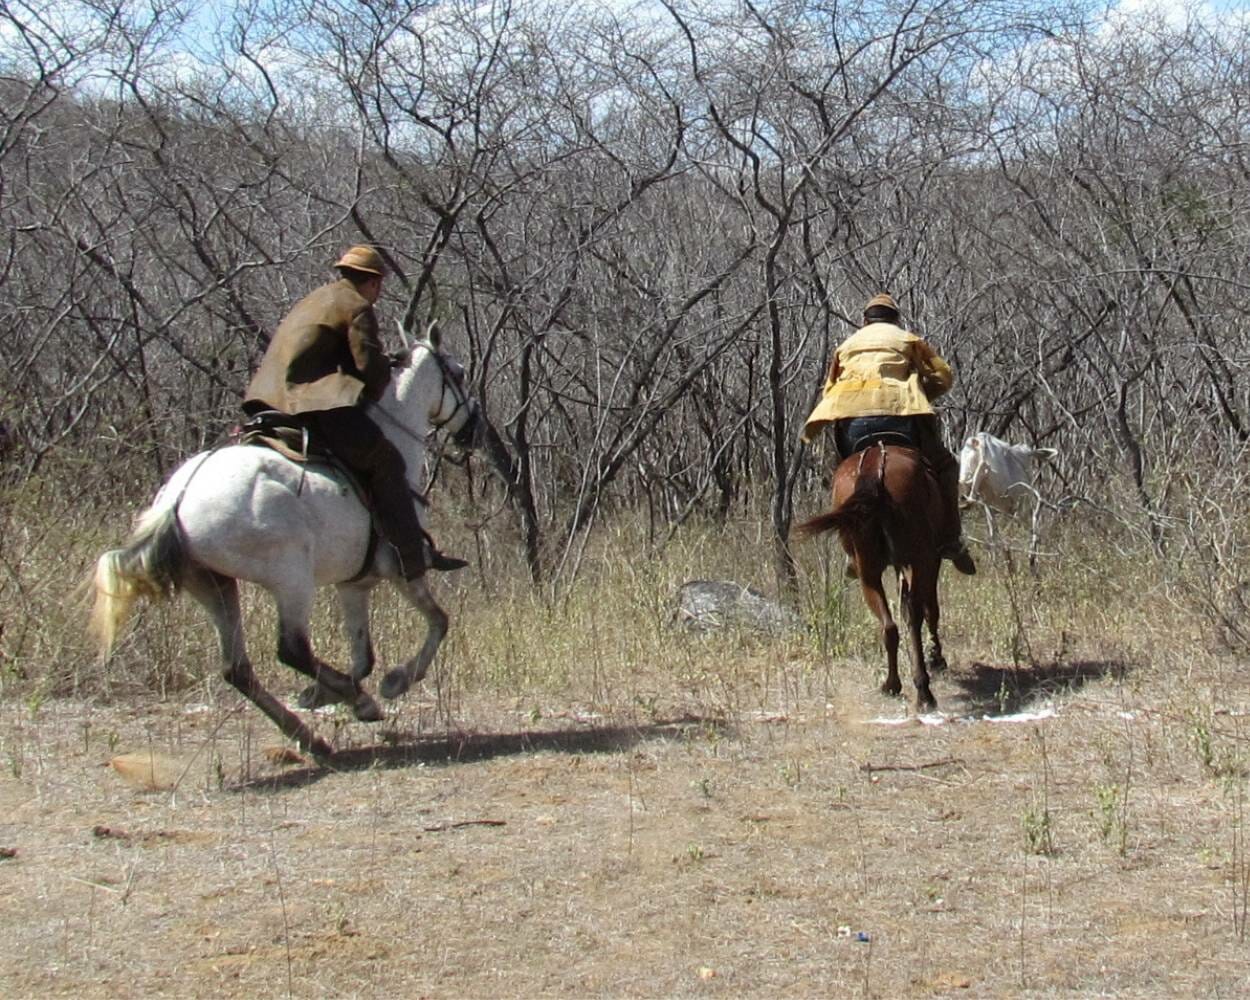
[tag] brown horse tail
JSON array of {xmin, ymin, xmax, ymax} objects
[
  {"xmin": 796, "ymin": 479, "xmax": 889, "ymax": 538},
  {"xmin": 793, "ymin": 509, "xmax": 842, "ymax": 540},
  {"xmin": 88, "ymin": 506, "xmax": 189, "ymax": 658},
  {"xmin": 795, "ymin": 443, "xmax": 894, "ymax": 555}
]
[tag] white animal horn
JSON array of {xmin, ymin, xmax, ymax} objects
[{"xmin": 396, "ymin": 319, "xmax": 413, "ymax": 351}]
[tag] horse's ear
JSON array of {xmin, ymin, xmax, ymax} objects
[
  {"xmin": 425, "ymin": 321, "xmax": 442, "ymax": 351},
  {"xmin": 396, "ymin": 319, "xmax": 414, "ymax": 351}
]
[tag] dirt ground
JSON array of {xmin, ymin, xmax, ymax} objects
[{"xmin": 2, "ymin": 651, "xmax": 1250, "ymax": 998}]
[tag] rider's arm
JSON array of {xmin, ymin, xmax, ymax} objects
[
  {"xmin": 913, "ymin": 340, "xmax": 953, "ymax": 400},
  {"xmin": 822, "ymin": 352, "xmax": 843, "ymax": 393},
  {"xmin": 347, "ymin": 305, "xmax": 392, "ymax": 401}
]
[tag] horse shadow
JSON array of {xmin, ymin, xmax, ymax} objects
[
  {"xmin": 944, "ymin": 659, "xmax": 1129, "ymax": 717},
  {"xmin": 234, "ymin": 714, "xmax": 721, "ymax": 793}
]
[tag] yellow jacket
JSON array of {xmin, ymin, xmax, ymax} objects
[{"xmin": 801, "ymin": 322, "xmax": 953, "ymax": 443}]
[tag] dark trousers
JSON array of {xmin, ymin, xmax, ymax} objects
[
  {"xmin": 834, "ymin": 414, "xmax": 963, "ymax": 545},
  {"xmin": 912, "ymin": 416, "xmax": 964, "ymax": 544},
  {"xmin": 303, "ymin": 407, "xmax": 427, "ymax": 576}
]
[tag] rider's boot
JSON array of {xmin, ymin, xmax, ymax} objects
[
  {"xmin": 936, "ymin": 459, "xmax": 976, "ymax": 575},
  {"xmin": 393, "ymin": 540, "xmax": 467, "ymax": 578},
  {"xmin": 428, "ymin": 546, "xmax": 469, "ymax": 572},
  {"xmin": 942, "ymin": 538, "xmax": 977, "ymax": 576}
]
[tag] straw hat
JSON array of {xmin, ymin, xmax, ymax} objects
[
  {"xmin": 864, "ymin": 292, "xmax": 898, "ymax": 313},
  {"xmin": 334, "ymin": 245, "xmax": 386, "ymax": 276}
]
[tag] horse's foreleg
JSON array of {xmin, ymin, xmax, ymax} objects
[
  {"xmin": 905, "ymin": 562, "xmax": 940, "ymax": 710},
  {"xmin": 336, "ymin": 582, "xmax": 376, "ymax": 682},
  {"xmin": 860, "ymin": 574, "xmax": 901, "ymax": 698},
  {"xmin": 907, "ymin": 581, "xmax": 936, "ymax": 714},
  {"xmin": 923, "ymin": 578, "xmax": 947, "ymax": 675},
  {"xmin": 927, "ymin": 626, "xmax": 947, "ymax": 675},
  {"xmin": 274, "ymin": 586, "xmax": 383, "ymax": 724},
  {"xmin": 930, "ymin": 612, "xmax": 945, "ymax": 675},
  {"xmin": 380, "ymin": 575, "xmax": 448, "ymax": 700},
  {"xmin": 183, "ymin": 570, "xmax": 333, "ymax": 759},
  {"xmin": 295, "ymin": 583, "xmax": 376, "ymax": 715}
]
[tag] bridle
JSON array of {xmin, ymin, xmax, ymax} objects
[
  {"xmin": 366, "ymin": 341, "xmax": 477, "ymax": 451},
  {"xmin": 424, "ymin": 344, "xmax": 476, "ymax": 443}
]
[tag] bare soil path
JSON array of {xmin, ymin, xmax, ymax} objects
[{"xmin": 1, "ymin": 656, "xmax": 1246, "ymax": 998}]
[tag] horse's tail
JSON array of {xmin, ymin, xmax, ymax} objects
[
  {"xmin": 795, "ymin": 482, "xmax": 888, "ymax": 545},
  {"xmin": 89, "ymin": 505, "xmax": 190, "ymax": 657},
  {"xmin": 793, "ymin": 509, "xmax": 842, "ymax": 540}
]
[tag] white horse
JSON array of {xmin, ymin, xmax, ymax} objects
[{"xmin": 89, "ymin": 325, "xmax": 479, "ymax": 759}]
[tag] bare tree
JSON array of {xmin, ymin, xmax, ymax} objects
[{"xmin": 1, "ymin": 0, "xmax": 1246, "ymax": 633}]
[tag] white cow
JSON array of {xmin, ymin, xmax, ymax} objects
[
  {"xmin": 959, "ymin": 432, "xmax": 1057, "ymax": 515},
  {"xmin": 958, "ymin": 432, "xmax": 1058, "ymax": 569}
]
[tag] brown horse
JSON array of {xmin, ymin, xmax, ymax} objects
[{"xmin": 797, "ymin": 443, "xmax": 947, "ymax": 713}]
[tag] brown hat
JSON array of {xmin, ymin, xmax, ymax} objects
[
  {"xmin": 334, "ymin": 245, "xmax": 386, "ymax": 276},
  {"xmin": 864, "ymin": 292, "xmax": 898, "ymax": 313}
]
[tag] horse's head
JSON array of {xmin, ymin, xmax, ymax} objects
[{"xmin": 388, "ymin": 321, "xmax": 481, "ymax": 451}]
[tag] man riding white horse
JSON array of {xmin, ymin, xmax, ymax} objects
[{"xmin": 243, "ymin": 244, "xmax": 466, "ymax": 577}]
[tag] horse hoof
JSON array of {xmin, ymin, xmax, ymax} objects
[
  {"xmin": 299, "ymin": 683, "xmax": 348, "ymax": 711},
  {"xmin": 380, "ymin": 668, "xmax": 411, "ymax": 701},
  {"xmin": 881, "ymin": 681, "xmax": 902, "ymax": 698},
  {"xmin": 929, "ymin": 655, "xmax": 948, "ymax": 675},
  {"xmin": 916, "ymin": 695, "xmax": 938, "ymax": 714},
  {"xmin": 352, "ymin": 691, "xmax": 384, "ymax": 723}
]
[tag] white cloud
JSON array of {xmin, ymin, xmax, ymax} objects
[{"xmin": 1103, "ymin": 0, "xmax": 1250, "ymax": 31}]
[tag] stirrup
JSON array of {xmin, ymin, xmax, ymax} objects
[
  {"xmin": 389, "ymin": 542, "xmax": 429, "ymax": 581},
  {"xmin": 430, "ymin": 550, "xmax": 469, "ymax": 572}
]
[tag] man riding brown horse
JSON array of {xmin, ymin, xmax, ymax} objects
[
  {"xmin": 243, "ymin": 244, "xmax": 466, "ymax": 577},
  {"xmin": 802, "ymin": 292, "xmax": 976, "ymax": 576}
]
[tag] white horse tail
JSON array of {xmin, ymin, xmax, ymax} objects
[{"xmin": 89, "ymin": 505, "xmax": 190, "ymax": 657}]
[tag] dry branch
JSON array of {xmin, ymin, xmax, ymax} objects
[{"xmin": 859, "ymin": 757, "xmax": 963, "ymax": 774}]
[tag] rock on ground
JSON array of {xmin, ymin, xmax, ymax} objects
[{"xmin": 674, "ymin": 579, "xmax": 804, "ymax": 636}]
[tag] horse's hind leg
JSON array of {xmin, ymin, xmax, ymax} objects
[
  {"xmin": 859, "ymin": 573, "xmax": 901, "ymax": 698},
  {"xmin": 273, "ymin": 584, "xmax": 383, "ymax": 723},
  {"xmin": 380, "ymin": 575, "xmax": 448, "ymax": 700},
  {"xmin": 182, "ymin": 569, "xmax": 333, "ymax": 758}
]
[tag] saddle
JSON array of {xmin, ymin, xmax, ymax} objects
[
  {"xmin": 237, "ymin": 410, "xmax": 330, "ymax": 465},
  {"xmin": 236, "ymin": 411, "xmax": 383, "ymax": 578},
  {"xmin": 236, "ymin": 409, "xmax": 378, "ymax": 509},
  {"xmin": 836, "ymin": 415, "xmax": 920, "ymax": 458},
  {"xmin": 235, "ymin": 411, "xmax": 457, "ymax": 579}
]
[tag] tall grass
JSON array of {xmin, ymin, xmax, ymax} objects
[{"xmin": 0, "ymin": 456, "xmax": 1235, "ymax": 722}]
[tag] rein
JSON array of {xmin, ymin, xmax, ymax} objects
[
  {"xmin": 364, "ymin": 341, "xmax": 474, "ymax": 503},
  {"xmin": 365, "ymin": 343, "xmax": 472, "ymax": 446}
]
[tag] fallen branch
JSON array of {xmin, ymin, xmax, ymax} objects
[
  {"xmin": 860, "ymin": 757, "xmax": 963, "ymax": 774},
  {"xmin": 422, "ymin": 819, "xmax": 507, "ymax": 832}
]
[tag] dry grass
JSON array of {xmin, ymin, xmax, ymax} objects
[{"xmin": 2, "ymin": 486, "xmax": 1250, "ymax": 997}]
